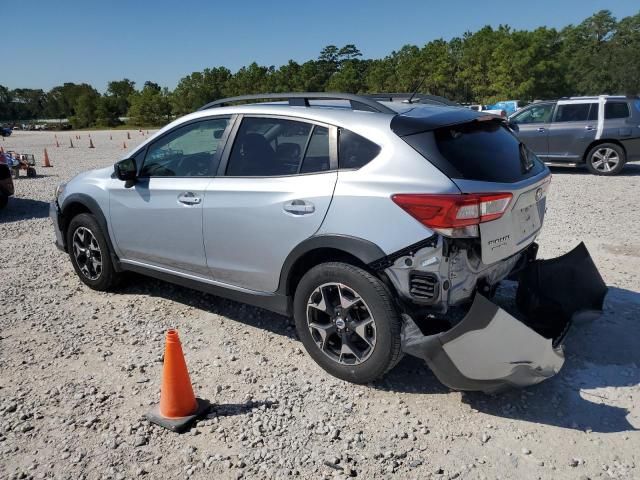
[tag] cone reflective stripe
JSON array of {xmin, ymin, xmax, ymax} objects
[{"xmin": 146, "ymin": 329, "xmax": 210, "ymax": 432}]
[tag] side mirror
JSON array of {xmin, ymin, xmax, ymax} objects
[
  {"xmin": 114, "ymin": 158, "xmax": 137, "ymax": 182},
  {"xmin": 508, "ymin": 119, "xmax": 519, "ymax": 132}
]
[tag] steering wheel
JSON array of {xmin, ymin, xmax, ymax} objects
[{"xmin": 175, "ymin": 153, "xmax": 212, "ymax": 176}]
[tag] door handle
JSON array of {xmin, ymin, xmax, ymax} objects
[
  {"xmin": 537, "ymin": 127, "xmax": 546, "ymax": 133},
  {"xmin": 177, "ymin": 192, "xmax": 202, "ymax": 205},
  {"xmin": 283, "ymin": 199, "xmax": 315, "ymax": 215}
]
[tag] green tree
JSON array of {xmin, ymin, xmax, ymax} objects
[
  {"xmin": 69, "ymin": 90, "xmax": 100, "ymax": 128},
  {"xmin": 127, "ymin": 84, "xmax": 172, "ymax": 126},
  {"xmin": 106, "ymin": 79, "xmax": 136, "ymax": 116},
  {"xmin": 171, "ymin": 67, "xmax": 231, "ymax": 115}
]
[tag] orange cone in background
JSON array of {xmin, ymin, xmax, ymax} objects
[
  {"xmin": 127, "ymin": 132, "xmax": 131, "ymax": 140},
  {"xmin": 42, "ymin": 148, "xmax": 52, "ymax": 167},
  {"xmin": 1, "ymin": 146, "xmax": 4, "ymax": 154},
  {"xmin": 69, "ymin": 138, "xmax": 74, "ymax": 148},
  {"xmin": 89, "ymin": 138, "xmax": 95, "ymax": 148},
  {"xmin": 123, "ymin": 141, "xmax": 127, "ymax": 149},
  {"xmin": 110, "ymin": 134, "xmax": 113, "ymax": 140},
  {"xmin": 56, "ymin": 138, "xmax": 60, "ymax": 148},
  {"xmin": 146, "ymin": 329, "xmax": 210, "ymax": 432}
]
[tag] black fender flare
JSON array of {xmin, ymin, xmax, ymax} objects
[
  {"xmin": 60, "ymin": 193, "xmax": 121, "ymax": 270},
  {"xmin": 276, "ymin": 234, "xmax": 386, "ymax": 295}
]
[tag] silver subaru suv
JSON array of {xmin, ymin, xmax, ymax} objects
[{"xmin": 51, "ymin": 93, "xmax": 606, "ymax": 392}]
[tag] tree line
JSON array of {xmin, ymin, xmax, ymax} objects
[{"xmin": 1, "ymin": 10, "xmax": 638, "ymax": 128}]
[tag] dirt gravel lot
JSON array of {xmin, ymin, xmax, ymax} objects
[{"xmin": 1, "ymin": 129, "xmax": 639, "ymax": 480}]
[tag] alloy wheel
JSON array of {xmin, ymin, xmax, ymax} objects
[
  {"xmin": 72, "ymin": 226, "xmax": 103, "ymax": 280},
  {"xmin": 306, "ymin": 282, "xmax": 377, "ymax": 365},
  {"xmin": 591, "ymin": 147, "xmax": 620, "ymax": 173}
]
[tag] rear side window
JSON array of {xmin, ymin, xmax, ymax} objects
[
  {"xmin": 605, "ymin": 102, "xmax": 630, "ymax": 119},
  {"xmin": 338, "ymin": 128, "xmax": 380, "ymax": 169},
  {"xmin": 402, "ymin": 121, "xmax": 545, "ymax": 183},
  {"xmin": 226, "ymin": 117, "xmax": 330, "ymax": 176},
  {"xmin": 554, "ymin": 103, "xmax": 591, "ymax": 122}
]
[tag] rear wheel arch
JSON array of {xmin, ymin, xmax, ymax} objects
[
  {"xmin": 278, "ymin": 235, "xmax": 387, "ymax": 297},
  {"xmin": 582, "ymin": 139, "xmax": 626, "ymax": 163}
]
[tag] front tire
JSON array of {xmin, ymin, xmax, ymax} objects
[
  {"xmin": 66, "ymin": 213, "xmax": 119, "ymax": 291},
  {"xmin": 585, "ymin": 143, "xmax": 626, "ymax": 176},
  {"xmin": 293, "ymin": 262, "xmax": 402, "ymax": 384}
]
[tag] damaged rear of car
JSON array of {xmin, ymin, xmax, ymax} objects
[{"xmin": 379, "ymin": 107, "xmax": 607, "ymax": 392}]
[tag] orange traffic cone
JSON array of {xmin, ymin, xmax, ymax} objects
[
  {"xmin": 110, "ymin": 134, "xmax": 113, "ymax": 140},
  {"xmin": 127, "ymin": 132, "xmax": 131, "ymax": 140},
  {"xmin": 89, "ymin": 138, "xmax": 95, "ymax": 148},
  {"xmin": 42, "ymin": 148, "xmax": 52, "ymax": 167},
  {"xmin": 123, "ymin": 141, "xmax": 127, "ymax": 149},
  {"xmin": 56, "ymin": 138, "xmax": 60, "ymax": 148},
  {"xmin": 69, "ymin": 138, "xmax": 74, "ymax": 148},
  {"xmin": 146, "ymin": 330, "xmax": 210, "ymax": 432},
  {"xmin": 0, "ymin": 146, "xmax": 4, "ymax": 154}
]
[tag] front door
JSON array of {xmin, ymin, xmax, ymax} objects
[
  {"xmin": 110, "ymin": 117, "xmax": 231, "ymax": 276},
  {"xmin": 203, "ymin": 116, "xmax": 338, "ymax": 292},
  {"xmin": 510, "ymin": 102, "xmax": 554, "ymax": 158},
  {"xmin": 547, "ymin": 101, "xmax": 598, "ymax": 162}
]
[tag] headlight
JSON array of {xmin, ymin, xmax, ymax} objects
[{"xmin": 55, "ymin": 182, "xmax": 66, "ymax": 200}]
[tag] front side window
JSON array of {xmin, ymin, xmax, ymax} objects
[
  {"xmin": 553, "ymin": 103, "xmax": 592, "ymax": 123},
  {"xmin": 226, "ymin": 117, "xmax": 331, "ymax": 176},
  {"xmin": 140, "ymin": 118, "xmax": 230, "ymax": 177},
  {"xmin": 605, "ymin": 102, "xmax": 630, "ymax": 119},
  {"xmin": 338, "ymin": 129, "xmax": 380, "ymax": 169},
  {"xmin": 511, "ymin": 103, "xmax": 553, "ymax": 124}
]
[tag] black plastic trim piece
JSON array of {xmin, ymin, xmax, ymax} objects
[
  {"xmin": 60, "ymin": 193, "xmax": 122, "ymax": 271},
  {"xmin": 198, "ymin": 92, "xmax": 397, "ymax": 115},
  {"xmin": 368, "ymin": 235, "xmax": 439, "ymax": 271},
  {"xmin": 123, "ymin": 263, "xmax": 291, "ymax": 316},
  {"xmin": 276, "ymin": 234, "xmax": 387, "ymax": 295},
  {"xmin": 390, "ymin": 109, "xmax": 485, "ymax": 136}
]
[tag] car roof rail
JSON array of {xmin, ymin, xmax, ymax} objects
[
  {"xmin": 197, "ymin": 92, "xmax": 397, "ymax": 114},
  {"xmin": 366, "ymin": 93, "xmax": 459, "ymax": 107}
]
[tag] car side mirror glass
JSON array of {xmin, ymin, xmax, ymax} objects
[{"xmin": 114, "ymin": 158, "xmax": 137, "ymax": 182}]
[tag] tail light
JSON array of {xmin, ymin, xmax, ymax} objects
[{"xmin": 391, "ymin": 193, "xmax": 513, "ymax": 238}]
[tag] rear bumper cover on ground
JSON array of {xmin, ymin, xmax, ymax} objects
[{"xmin": 401, "ymin": 243, "xmax": 608, "ymax": 393}]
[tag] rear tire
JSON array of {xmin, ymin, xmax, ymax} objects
[
  {"xmin": 293, "ymin": 262, "xmax": 402, "ymax": 384},
  {"xmin": 585, "ymin": 143, "xmax": 626, "ymax": 176},
  {"xmin": 66, "ymin": 213, "xmax": 119, "ymax": 291}
]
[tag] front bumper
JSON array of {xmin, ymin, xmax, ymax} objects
[
  {"xmin": 401, "ymin": 243, "xmax": 608, "ymax": 393},
  {"xmin": 49, "ymin": 201, "xmax": 66, "ymax": 251}
]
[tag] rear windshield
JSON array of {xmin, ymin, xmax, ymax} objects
[{"xmin": 402, "ymin": 121, "xmax": 545, "ymax": 183}]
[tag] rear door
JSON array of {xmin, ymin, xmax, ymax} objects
[
  {"xmin": 203, "ymin": 115, "xmax": 338, "ymax": 292},
  {"xmin": 547, "ymin": 101, "xmax": 598, "ymax": 162},
  {"xmin": 509, "ymin": 102, "xmax": 554, "ymax": 158}
]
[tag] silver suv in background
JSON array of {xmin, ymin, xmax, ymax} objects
[
  {"xmin": 50, "ymin": 93, "xmax": 606, "ymax": 393},
  {"xmin": 509, "ymin": 95, "xmax": 640, "ymax": 175}
]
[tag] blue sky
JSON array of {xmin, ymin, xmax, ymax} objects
[{"xmin": 4, "ymin": 0, "xmax": 637, "ymax": 92}]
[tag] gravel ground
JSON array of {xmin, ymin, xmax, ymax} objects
[{"xmin": 1, "ymin": 129, "xmax": 639, "ymax": 480}]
